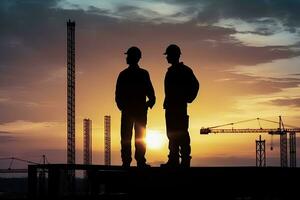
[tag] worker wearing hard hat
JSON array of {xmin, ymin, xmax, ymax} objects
[
  {"xmin": 115, "ymin": 46, "xmax": 156, "ymax": 168},
  {"xmin": 161, "ymin": 44, "xmax": 199, "ymax": 168}
]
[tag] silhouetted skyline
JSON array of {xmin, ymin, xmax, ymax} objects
[{"xmin": 0, "ymin": 0, "xmax": 300, "ymax": 167}]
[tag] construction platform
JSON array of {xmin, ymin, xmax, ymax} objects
[{"xmin": 28, "ymin": 164, "xmax": 300, "ymax": 200}]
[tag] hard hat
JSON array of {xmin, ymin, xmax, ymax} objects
[
  {"xmin": 125, "ymin": 46, "xmax": 142, "ymax": 58},
  {"xmin": 164, "ymin": 44, "xmax": 181, "ymax": 55}
]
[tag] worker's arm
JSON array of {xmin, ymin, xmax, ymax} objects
[
  {"xmin": 115, "ymin": 73, "xmax": 124, "ymax": 111},
  {"xmin": 163, "ymin": 71, "xmax": 170, "ymax": 109},
  {"xmin": 145, "ymin": 71, "xmax": 156, "ymax": 109}
]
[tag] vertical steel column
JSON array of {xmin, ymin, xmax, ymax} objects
[
  {"xmin": 256, "ymin": 135, "xmax": 266, "ymax": 167},
  {"xmin": 104, "ymin": 115, "xmax": 111, "ymax": 165},
  {"xmin": 67, "ymin": 19, "xmax": 76, "ymax": 166},
  {"xmin": 289, "ymin": 132, "xmax": 296, "ymax": 168},
  {"xmin": 280, "ymin": 133, "xmax": 288, "ymax": 167},
  {"xmin": 67, "ymin": 19, "xmax": 76, "ymax": 191},
  {"xmin": 279, "ymin": 116, "xmax": 288, "ymax": 167},
  {"xmin": 83, "ymin": 119, "xmax": 92, "ymax": 178},
  {"xmin": 83, "ymin": 119, "xmax": 92, "ymax": 165}
]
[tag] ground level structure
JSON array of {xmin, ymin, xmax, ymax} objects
[{"xmin": 28, "ymin": 164, "xmax": 300, "ymax": 200}]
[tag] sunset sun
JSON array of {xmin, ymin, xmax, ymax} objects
[{"xmin": 146, "ymin": 130, "xmax": 165, "ymax": 150}]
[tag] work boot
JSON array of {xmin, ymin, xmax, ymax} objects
[
  {"xmin": 137, "ymin": 162, "xmax": 151, "ymax": 168},
  {"xmin": 180, "ymin": 156, "xmax": 191, "ymax": 168},
  {"xmin": 122, "ymin": 162, "xmax": 131, "ymax": 168},
  {"xmin": 160, "ymin": 158, "xmax": 180, "ymax": 168}
]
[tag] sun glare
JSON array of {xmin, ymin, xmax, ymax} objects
[{"xmin": 146, "ymin": 130, "xmax": 165, "ymax": 150}]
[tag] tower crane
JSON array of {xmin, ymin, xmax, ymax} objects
[
  {"xmin": 0, "ymin": 155, "xmax": 49, "ymax": 173},
  {"xmin": 200, "ymin": 116, "xmax": 300, "ymax": 167}
]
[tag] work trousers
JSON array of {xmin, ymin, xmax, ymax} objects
[
  {"xmin": 121, "ymin": 110, "xmax": 147, "ymax": 164},
  {"xmin": 165, "ymin": 109, "xmax": 191, "ymax": 161}
]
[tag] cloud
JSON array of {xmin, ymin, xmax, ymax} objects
[
  {"xmin": 0, "ymin": 96, "xmax": 64, "ymax": 123},
  {"xmin": 0, "ymin": 0, "xmax": 300, "ymax": 129},
  {"xmin": 0, "ymin": 120, "xmax": 67, "ymax": 160},
  {"xmin": 205, "ymin": 69, "xmax": 300, "ymax": 97},
  {"xmin": 58, "ymin": 0, "xmax": 196, "ymax": 24},
  {"xmin": 270, "ymin": 98, "xmax": 300, "ymax": 107},
  {"xmin": 0, "ymin": 131, "xmax": 17, "ymax": 143},
  {"xmin": 192, "ymin": 0, "xmax": 300, "ymax": 46},
  {"xmin": 115, "ymin": 5, "xmax": 195, "ymax": 24},
  {"xmin": 56, "ymin": 0, "xmax": 300, "ymax": 29},
  {"xmin": 233, "ymin": 29, "xmax": 300, "ymax": 47},
  {"xmin": 194, "ymin": 0, "xmax": 300, "ymax": 27},
  {"xmin": 1, "ymin": 0, "xmax": 299, "ymax": 125},
  {"xmin": 232, "ymin": 56, "xmax": 300, "ymax": 79},
  {"xmin": 0, "ymin": 120, "xmax": 63, "ymax": 132}
]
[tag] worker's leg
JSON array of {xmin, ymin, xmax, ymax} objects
[
  {"xmin": 179, "ymin": 114, "xmax": 191, "ymax": 167},
  {"xmin": 121, "ymin": 112, "xmax": 134, "ymax": 166},
  {"xmin": 165, "ymin": 110, "xmax": 180, "ymax": 164},
  {"xmin": 134, "ymin": 111, "xmax": 147, "ymax": 165}
]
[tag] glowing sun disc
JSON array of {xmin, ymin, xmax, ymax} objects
[{"xmin": 146, "ymin": 130, "xmax": 164, "ymax": 149}]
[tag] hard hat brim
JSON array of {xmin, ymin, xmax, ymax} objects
[{"xmin": 163, "ymin": 52, "xmax": 181, "ymax": 55}]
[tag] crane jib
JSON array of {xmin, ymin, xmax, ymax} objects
[{"xmin": 200, "ymin": 128, "xmax": 300, "ymax": 135}]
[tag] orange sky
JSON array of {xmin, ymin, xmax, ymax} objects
[{"xmin": 1, "ymin": 0, "xmax": 300, "ymax": 168}]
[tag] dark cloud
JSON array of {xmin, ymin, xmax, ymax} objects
[
  {"xmin": 172, "ymin": 0, "xmax": 300, "ymax": 28},
  {"xmin": 234, "ymin": 75, "xmax": 300, "ymax": 95},
  {"xmin": 115, "ymin": 4, "xmax": 193, "ymax": 24},
  {"xmin": 197, "ymin": 71, "xmax": 300, "ymax": 116},
  {"xmin": 0, "ymin": 131, "xmax": 10, "ymax": 134},
  {"xmin": 0, "ymin": 98, "xmax": 64, "ymax": 123},
  {"xmin": 162, "ymin": 0, "xmax": 300, "ymax": 38},
  {"xmin": 270, "ymin": 98, "xmax": 300, "ymax": 107},
  {"xmin": 201, "ymin": 70, "xmax": 300, "ymax": 97},
  {"xmin": 116, "ymin": 6, "xmax": 159, "ymax": 22},
  {"xmin": 0, "ymin": 0, "xmax": 299, "ymax": 124},
  {"xmin": 0, "ymin": 131, "xmax": 17, "ymax": 143},
  {"xmin": 0, "ymin": 1, "xmax": 66, "ymax": 88}
]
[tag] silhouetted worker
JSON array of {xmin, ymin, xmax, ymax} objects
[
  {"xmin": 161, "ymin": 44, "xmax": 199, "ymax": 168},
  {"xmin": 115, "ymin": 46, "xmax": 156, "ymax": 168}
]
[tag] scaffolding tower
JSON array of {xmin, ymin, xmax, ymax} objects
[
  {"xmin": 290, "ymin": 132, "xmax": 297, "ymax": 167},
  {"xmin": 67, "ymin": 19, "xmax": 76, "ymax": 166},
  {"xmin": 256, "ymin": 135, "xmax": 266, "ymax": 167},
  {"xmin": 104, "ymin": 116, "xmax": 111, "ymax": 165},
  {"xmin": 83, "ymin": 119, "xmax": 92, "ymax": 165},
  {"xmin": 67, "ymin": 19, "xmax": 75, "ymax": 190},
  {"xmin": 278, "ymin": 116, "xmax": 288, "ymax": 167}
]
